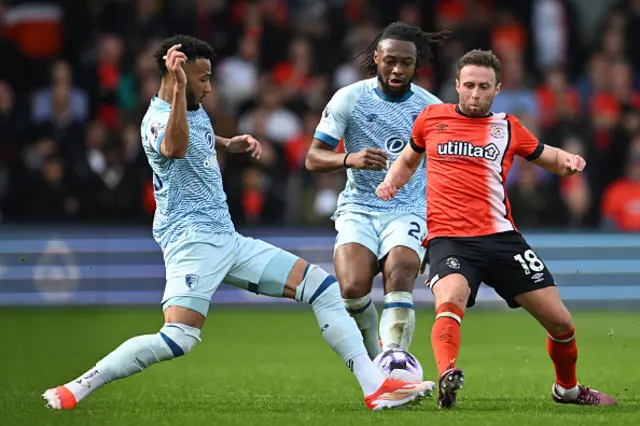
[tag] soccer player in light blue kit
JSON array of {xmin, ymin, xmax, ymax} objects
[
  {"xmin": 42, "ymin": 35, "xmax": 436, "ymax": 411},
  {"xmin": 306, "ymin": 22, "xmax": 448, "ymax": 360}
]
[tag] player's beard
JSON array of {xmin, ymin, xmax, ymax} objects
[
  {"xmin": 377, "ymin": 73, "xmax": 411, "ymax": 99},
  {"xmin": 461, "ymin": 97, "xmax": 493, "ymax": 117},
  {"xmin": 185, "ymin": 85, "xmax": 201, "ymax": 111}
]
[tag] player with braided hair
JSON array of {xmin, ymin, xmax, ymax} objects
[
  {"xmin": 306, "ymin": 22, "xmax": 449, "ymax": 360},
  {"xmin": 358, "ymin": 21, "xmax": 449, "ymax": 78}
]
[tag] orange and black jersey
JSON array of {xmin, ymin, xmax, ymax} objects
[{"xmin": 410, "ymin": 103, "xmax": 544, "ymax": 242}]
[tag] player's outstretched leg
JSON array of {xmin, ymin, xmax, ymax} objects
[
  {"xmin": 379, "ymin": 247, "xmax": 421, "ymax": 351},
  {"xmin": 430, "ymin": 274, "xmax": 469, "ymax": 409},
  {"xmin": 296, "ymin": 262, "xmax": 436, "ymax": 410},
  {"xmin": 514, "ymin": 287, "xmax": 616, "ymax": 406},
  {"xmin": 230, "ymin": 241, "xmax": 436, "ymax": 411},
  {"xmin": 335, "ymin": 243, "xmax": 383, "ymax": 360},
  {"xmin": 43, "ymin": 310, "xmax": 203, "ymax": 409}
]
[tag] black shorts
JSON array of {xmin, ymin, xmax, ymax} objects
[{"xmin": 426, "ymin": 231, "xmax": 556, "ymax": 308}]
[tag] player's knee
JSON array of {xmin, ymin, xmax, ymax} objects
[
  {"xmin": 159, "ymin": 323, "xmax": 201, "ymax": 358},
  {"xmin": 544, "ymin": 310, "xmax": 574, "ymax": 336},
  {"xmin": 336, "ymin": 264, "xmax": 375, "ymax": 299},
  {"xmin": 431, "ymin": 274, "xmax": 470, "ymax": 308},
  {"xmin": 384, "ymin": 259, "xmax": 419, "ymax": 292},
  {"xmin": 296, "ymin": 264, "xmax": 341, "ymax": 305},
  {"xmin": 340, "ymin": 279, "xmax": 371, "ymax": 299}
]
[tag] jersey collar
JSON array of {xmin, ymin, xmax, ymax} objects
[
  {"xmin": 152, "ymin": 93, "xmax": 202, "ymax": 112},
  {"xmin": 455, "ymin": 104, "xmax": 493, "ymax": 118},
  {"xmin": 374, "ymin": 87, "xmax": 414, "ymax": 103},
  {"xmin": 152, "ymin": 94, "xmax": 171, "ymax": 109}
]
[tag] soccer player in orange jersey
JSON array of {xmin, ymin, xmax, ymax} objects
[{"xmin": 376, "ymin": 49, "xmax": 616, "ymax": 408}]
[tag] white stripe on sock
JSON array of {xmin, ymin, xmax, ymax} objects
[
  {"xmin": 548, "ymin": 334, "xmax": 574, "ymax": 343},
  {"xmin": 435, "ymin": 311, "xmax": 462, "ymax": 324}
]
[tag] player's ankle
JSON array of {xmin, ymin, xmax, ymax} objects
[
  {"xmin": 555, "ymin": 382, "xmax": 578, "ymax": 391},
  {"xmin": 554, "ymin": 383, "xmax": 579, "ymax": 399},
  {"xmin": 350, "ymin": 352, "xmax": 385, "ymax": 395},
  {"xmin": 63, "ymin": 367, "xmax": 108, "ymax": 402}
]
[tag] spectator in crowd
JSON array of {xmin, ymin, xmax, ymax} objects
[
  {"xmin": 601, "ymin": 137, "xmax": 640, "ymax": 231},
  {"xmin": 0, "ymin": 0, "xmax": 637, "ymax": 231}
]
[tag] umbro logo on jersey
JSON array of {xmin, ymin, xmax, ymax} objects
[
  {"xmin": 366, "ymin": 114, "xmax": 377, "ymax": 122},
  {"xmin": 435, "ymin": 123, "xmax": 448, "ymax": 132},
  {"xmin": 437, "ymin": 140, "xmax": 500, "ymax": 161}
]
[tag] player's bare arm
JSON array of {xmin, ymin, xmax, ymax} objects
[
  {"xmin": 158, "ymin": 44, "xmax": 189, "ymax": 159},
  {"xmin": 376, "ymin": 143, "xmax": 423, "ymax": 200},
  {"xmin": 215, "ymin": 134, "xmax": 262, "ymax": 159},
  {"xmin": 305, "ymin": 139, "xmax": 388, "ymax": 172},
  {"xmin": 532, "ymin": 145, "xmax": 586, "ymax": 178}
]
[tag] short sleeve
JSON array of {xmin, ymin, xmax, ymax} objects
[
  {"xmin": 511, "ymin": 116, "xmax": 544, "ymax": 161},
  {"xmin": 410, "ymin": 106, "xmax": 430, "ymax": 153},
  {"xmin": 143, "ymin": 110, "xmax": 170, "ymax": 153},
  {"xmin": 314, "ymin": 89, "xmax": 350, "ymax": 148}
]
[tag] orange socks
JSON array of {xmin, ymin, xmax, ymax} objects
[
  {"xmin": 547, "ymin": 328, "xmax": 578, "ymax": 389},
  {"xmin": 431, "ymin": 302, "xmax": 464, "ymax": 376},
  {"xmin": 432, "ymin": 302, "xmax": 578, "ymax": 389}
]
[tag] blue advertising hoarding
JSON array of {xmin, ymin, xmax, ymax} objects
[{"xmin": 0, "ymin": 227, "xmax": 639, "ymax": 307}]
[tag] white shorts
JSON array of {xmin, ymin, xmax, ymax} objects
[
  {"xmin": 161, "ymin": 231, "xmax": 299, "ymax": 316},
  {"xmin": 334, "ymin": 211, "xmax": 427, "ymax": 262}
]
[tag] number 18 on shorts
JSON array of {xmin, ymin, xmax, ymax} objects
[{"xmin": 427, "ymin": 231, "xmax": 556, "ymax": 308}]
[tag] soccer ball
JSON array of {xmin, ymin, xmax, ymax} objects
[{"xmin": 373, "ymin": 349, "xmax": 424, "ymax": 382}]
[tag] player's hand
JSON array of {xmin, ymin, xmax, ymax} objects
[
  {"xmin": 227, "ymin": 134, "xmax": 262, "ymax": 159},
  {"xmin": 349, "ymin": 148, "xmax": 388, "ymax": 171},
  {"xmin": 564, "ymin": 154, "xmax": 586, "ymax": 177},
  {"xmin": 376, "ymin": 181, "xmax": 397, "ymax": 201},
  {"xmin": 163, "ymin": 44, "xmax": 187, "ymax": 87}
]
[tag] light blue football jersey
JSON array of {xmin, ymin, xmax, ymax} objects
[
  {"xmin": 314, "ymin": 78, "xmax": 441, "ymax": 219},
  {"xmin": 141, "ymin": 96, "xmax": 234, "ymax": 249}
]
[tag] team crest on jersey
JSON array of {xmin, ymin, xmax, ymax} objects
[
  {"xmin": 320, "ymin": 105, "xmax": 331, "ymax": 124},
  {"xmin": 150, "ymin": 122, "xmax": 163, "ymax": 142},
  {"xmin": 385, "ymin": 137, "xmax": 407, "ymax": 156},
  {"xmin": 185, "ymin": 274, "xmax": 199, "ymax": 289},
  {"xmin": 490, "ymin": 125, "xmax": 504, "ymax": 139},
  {"xmin": 446, "ymin": 257, "xmax": 460, "ymax": 270}
]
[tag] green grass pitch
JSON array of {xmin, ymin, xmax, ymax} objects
[{"xmin": 0, "ymin": 307, "xmax": 638, "ymax": 425}]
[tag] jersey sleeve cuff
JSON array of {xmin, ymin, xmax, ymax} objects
[
  {"xmin": 525, "ymin": 141, "xmax": 544, "ymax": 161},
  {"xmin": 314, "ymin": 131, "xmax": 340, "ymax": 148},
  {"xmin": 409, "ymin": 138, "xmax": 425, "ymax": 153}
]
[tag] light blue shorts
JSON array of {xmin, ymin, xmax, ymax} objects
[
  {"xmin": 161, "ymin": 232, "xmax": 299, "ymax": 316},
  {"xmin": 334, "ymin": 211, "xmax": 427, "ymax": 262}
]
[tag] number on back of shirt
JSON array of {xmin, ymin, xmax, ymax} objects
[{"xmin": 513, "ymin": 249, "xmax": 544, "ymax": 275}]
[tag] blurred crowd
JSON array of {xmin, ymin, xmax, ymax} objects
[{"xmin": 0, "ymin": 0, "xmax": 639, "ymax": 231}]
